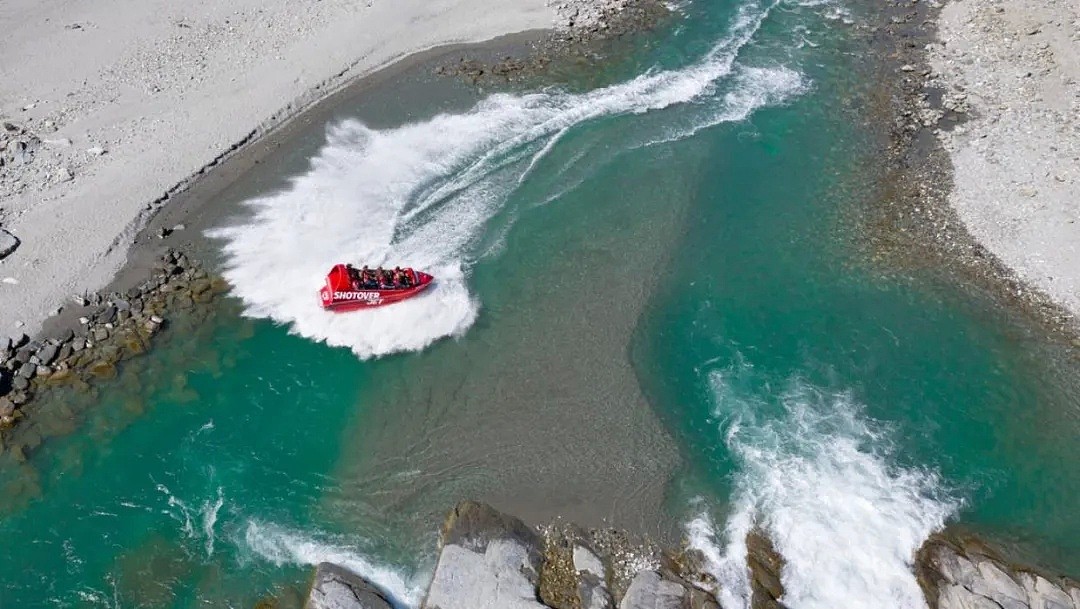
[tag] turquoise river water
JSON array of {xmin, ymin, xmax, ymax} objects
[{"xmin": 1, "ymin": 0, "xmax": 1078, "ymax": 607}]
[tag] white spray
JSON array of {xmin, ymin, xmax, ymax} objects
[
  {"xmin": 687, "ymin": 366, "xmax": 959, "ymax": 609},
  {"xmin": 209, "ymin": 0, "xmax": 804, "ymax": 359}
]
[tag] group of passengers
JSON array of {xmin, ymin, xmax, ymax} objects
[{"xmin": 346, "ymin": 264, "xmax": 412, "ymax": 290}]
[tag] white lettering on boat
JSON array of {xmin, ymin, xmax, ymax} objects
[{"xmin": 333, "ymin": 291, "xmax": 381, "ymax": 302}]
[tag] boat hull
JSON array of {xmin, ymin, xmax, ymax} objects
[{"xmin": 319, "ymin": 268, "xmax": 434, "ymax": 311}]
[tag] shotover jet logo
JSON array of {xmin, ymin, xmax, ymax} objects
[{"xmin": 334, "ymin": 291, "xmax": 381, "ymax": 301}]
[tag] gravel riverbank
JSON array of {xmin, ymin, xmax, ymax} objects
[{"xmin": 929, "ymin": 0, "xmax": 1080, "ymax": 320}]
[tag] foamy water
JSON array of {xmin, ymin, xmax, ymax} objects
[
  {"xmin": 241, "ymin": 520, "xmax": 427, "ymax": 607},
  {"xmin": 687, "ymin": 365, "xmax": 959, "ymax": 609},
  {"xmin": 210, "ymin": 0, "xmax": 804, "ymax": 359}
]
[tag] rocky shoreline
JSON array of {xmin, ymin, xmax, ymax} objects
[
  {"xmin": 434, "ymin": 0, "xmax": 671, "ymax": 85},
  {"xmin": 0, "ymin": 0, "xmax": 668, "ymax": 442},
  {"xmin": 864, "ymin": 0, "xmax": 1080, "ymax": 347},
  {"xmin": 300, "ymin": 502, "xmax": 1080, "ymax": 609},
  {"xmin": 0, "ymin": 247, "xmax": 226, "ymax": 454}
]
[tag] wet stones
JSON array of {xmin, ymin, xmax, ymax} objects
[
  {"xmin": 746, "ymin": 529, "xmax": 785, "ymax": 609},
  {"xmin": 97, "ymin": 305, "xmax": 117, "ymax": 324},
  {"xmin": 36, "ymin": 344, "xmax": 58, "ymax": 366},
  {"xmin": 87, "ymin": 361, "xmax": 117, "ymax": 380},
  {"xmin": 0, "ymin": 247, "xmax": 221, "ymax": 438},
  {"xmin": 436, "ymin": 0, "xmax": 668, "ymax": 85},
  {"xmin": 412, "ymin": 502, "xmax": 722, "ymax": 609}
]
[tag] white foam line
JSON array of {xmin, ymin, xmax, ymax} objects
[{"xmin": 242, "ymin": 520, "xmax": 425, "ymax": 608}]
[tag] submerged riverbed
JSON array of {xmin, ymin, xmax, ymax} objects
[{"xmin": 1, "ymin": 0, "xmax": 1078, "ymax": 607}]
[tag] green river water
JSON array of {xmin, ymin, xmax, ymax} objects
[{"xmin": 1, "ymin": 0, "xmax": 1078, "ymax": 607}]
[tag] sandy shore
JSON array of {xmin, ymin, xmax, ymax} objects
[
  {"xmin": 928, "ymin": 0, "xmax": 1080, "ymax": 319},
  {"xmin": 0, "ymin": 0, "xmax": 571, "ymax": 338}
]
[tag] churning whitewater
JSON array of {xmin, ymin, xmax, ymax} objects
[
  {"xmin": 242, "ymin": 520, "xmax": 427, "ymax": 607},
  {"xmin": 210, "ymin": 0, "xmax": 803, "ymax": 358},
  {"xmin": 687, "ymin": 362, "xmax": 959, "ymax": 609}
]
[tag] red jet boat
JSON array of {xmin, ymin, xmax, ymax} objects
[{"xmin": 319, "ymin": 264, "xmax": 434, "ymax": 311}]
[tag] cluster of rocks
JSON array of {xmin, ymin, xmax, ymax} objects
[
  {"xmin": 0, "ymin": 248, "xmax": 226, "ymax": 441},
  {"xmin": 434, "ymin": 0, "xmax": 670, "ymax": 85},
  {"xmin": 303, "ymin": 502, "xmax": 723, "ymax": 609},
  {"xmin": 922, "ymin": 0, "xmax": 1080, "ymax": 330},
  {"xmin": 917, "ymin": 535, "xmax": 1080, "ymax": 609},
  {"xmin": 854, "ymin": 0, "xmax": 1080, "ymax": 345},
  {"xmin": 300, "ymin": 503, "xmax": 1080, "ymax": 609},
  {"xmin": 548, "ymin": 0, "xmax": 668, "ymax": 40}
]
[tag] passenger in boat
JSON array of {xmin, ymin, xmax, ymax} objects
[
  {"xmin": 346, "ymin": 264, "xmax": 361, "ymax": 290},
  {"xmin": 360, "ymin": 265, "xmax": 376, "ymax": 288},
  {"xmin": 400, "ymin": 269, "xmax": 413, "ymax": 288},
  {"xmin": 392, "ymin": 267, "xmax": 403, "ymax": 288},
  {"xmin": 381, "ymin": 268, "xmax": 394, "ymax": 288}
]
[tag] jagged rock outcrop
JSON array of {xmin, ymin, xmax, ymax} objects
[
  {"xmin": 418, "ymin": 502, "xmax": 723, "ymax": 609},
  {"xmin": 422, "ymin": 500, "xmax": 549, "ymax": 609},
  {"xmin": 916, "ymin": 535, "xmax": 1080, "ymax": 609},
  {"xmin": 620, "ymin": 570, "xmax": 687, "ymax": 609},
  {"xmin": 574, "ymin": 545, "xmax": 614, "ymax": 609},
  {"xmin": 617, "ymin": 569, "xmax": 720, "ymax": 609},
  {"xmin": 745, "ymin": 530, "xmax": 786, "ymax": 609},
  {"xmin": 302, "ymin": 503, "xmax": 1080, "ymax": 609},
  {"xmin": 304, "ymin": 562, "xmax": 392, "ymax": 609}
]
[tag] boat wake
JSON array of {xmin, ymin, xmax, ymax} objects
[
  {"xmin": 209, "ymin": 0, "xmax": 805, "ymax": 358},
  {"xmin": 686, "ymin": 362, "xmax": 959, "ymax": 609}
]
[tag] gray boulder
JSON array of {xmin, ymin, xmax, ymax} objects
[
  {"xmin": 0, "ymin": 229, "xmax": 17, "ymax": 260},
  {"xmin": 575, "ymin": 545, "xmax": 614, "ymax": 609},
  {"xmin": 917, "ymin": 536, "xmax": 1080, "ymax": 609},
  {"xmin": 1019, "ymin": 573, "xmax": 1074, "ymax": 609},
  {"xmin": 422, "ymin": 501, "xmax": 549, "ymax": 609},
  {"xmin": 4, "ymin": 139, "xmax": 36, "ymax": 165},
  {"xmin": 304, "ymin": 562, "xmax": 392, "ymax": 609},
  {"xmin": 746, "ymin": 529, "xmax": 785, "ymax": 609},
  {"xmin": 37, "ymin": 344, "xmax": 58, "ymax": 366},
  {"xmin": 619, "ymin": 571, "xmax": 688, "ymax": 609},
  {"xmin": 938, "ymin": 584, "xmax": 1010, "ymax": 609},
  {"xmin": 580, "ymin": 572, "xmax": 615, "ymax": 609}
]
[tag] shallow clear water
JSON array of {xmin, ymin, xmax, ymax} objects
[{"xmin": 1, "ymin": 0, "xmax": 1078, "ymax": 607}]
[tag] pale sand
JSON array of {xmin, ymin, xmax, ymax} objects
[
  {"xmin": 0, "ymin": 0, "xmax": 560, "ymax": 337},
  {"xmin": 929, "ymin": 0, "xmax": 1080, "ymax": 318}
]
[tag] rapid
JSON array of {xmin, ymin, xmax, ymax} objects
[{"xmin": 1, "ymin": 0, "xmax": 1078, "ymax": 607}]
